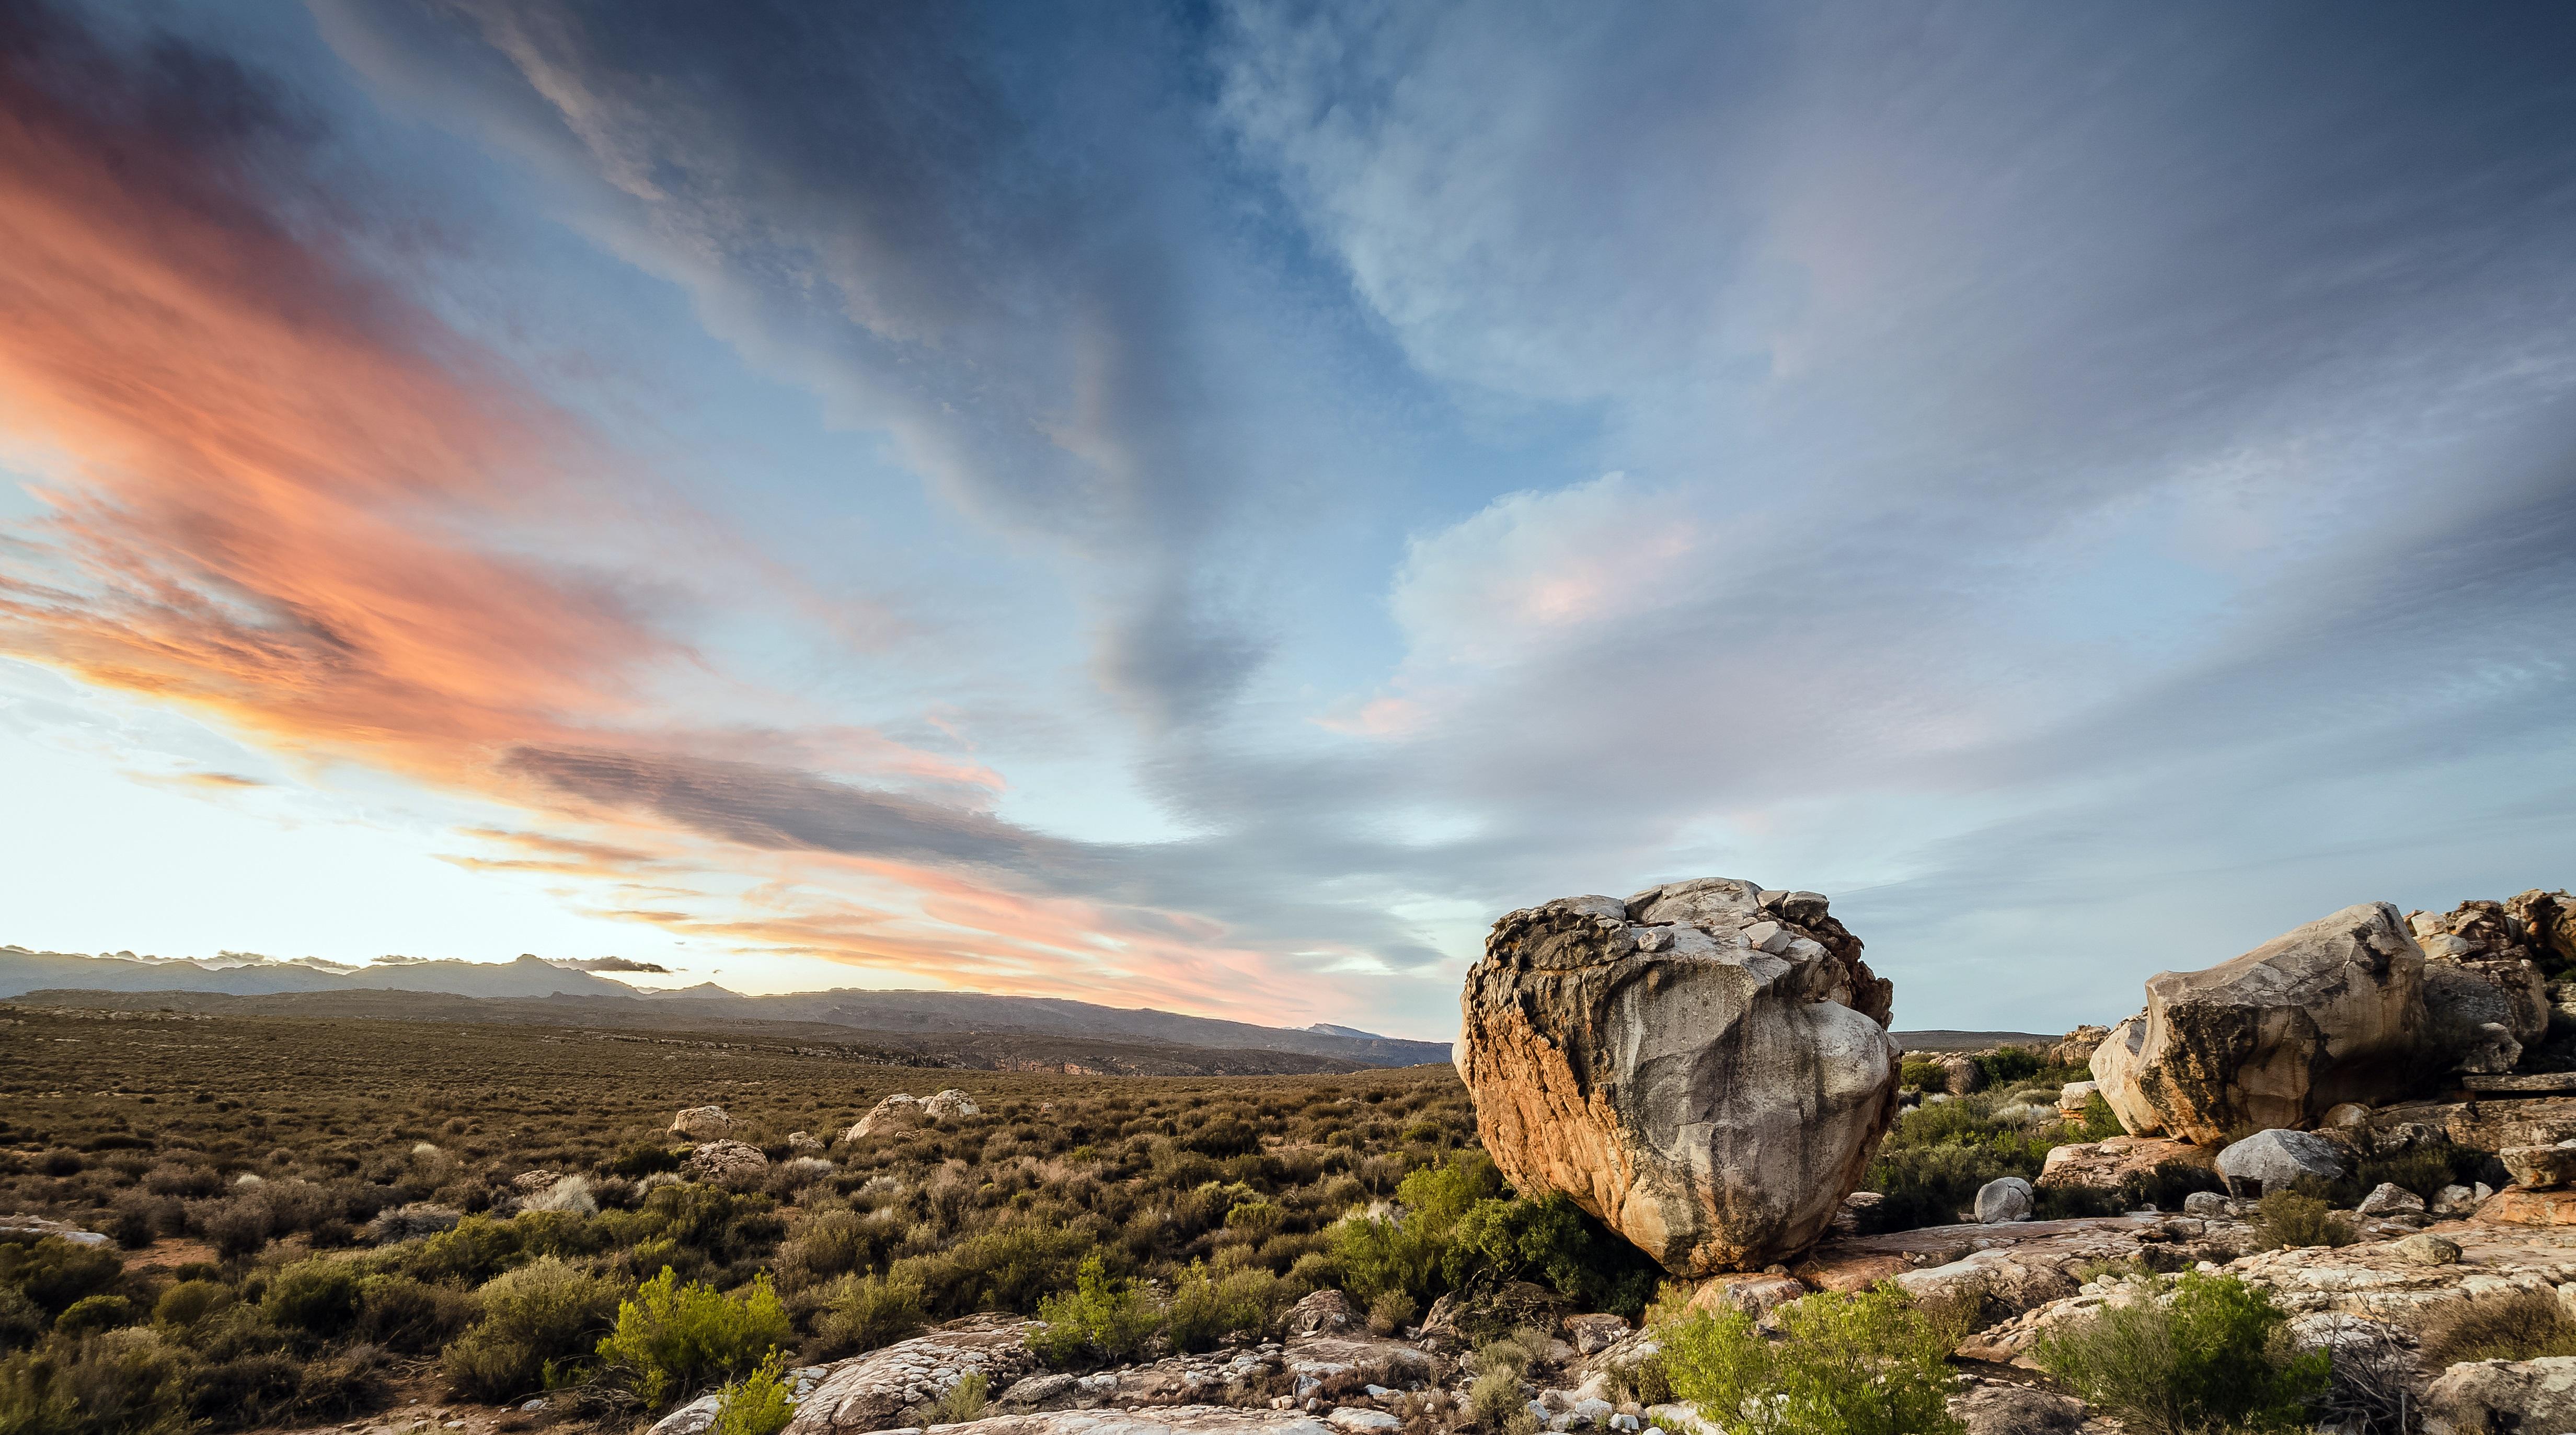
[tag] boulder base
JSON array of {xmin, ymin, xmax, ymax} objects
[{"xmin": 1457, "ymin": 878, "xmax": 1899, "ymax": 1275}]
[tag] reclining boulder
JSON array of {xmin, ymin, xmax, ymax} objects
[
  {"xmin": 1455, "ymin": 877, "xmax": 1899, "ymax": 1275},
  {"xmin": 2091, "ymin": 902, "xmax": 2428, "ymax": 1144}
]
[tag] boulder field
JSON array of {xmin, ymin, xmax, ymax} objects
[{"xmin": 1455, "ymin": 877, "xmax": 1900, "ymax": 1275}]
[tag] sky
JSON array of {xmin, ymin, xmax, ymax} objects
[{"xmin": 2, "ymin": 2, "xmax": 2573, "ymax": 1040}]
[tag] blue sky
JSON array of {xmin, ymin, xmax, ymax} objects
[{"xmin": 2, "ymin": 2, "xmax": 2571, "ymax": 1038}]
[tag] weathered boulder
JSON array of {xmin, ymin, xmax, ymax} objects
[
  {"xmin": 2034, "ymin": 1137, "xmax": 2216, "ymax": 1193},
  {"xmin": 2057, "ymin": 1082, "xmax": 2099, "ymax": 1115},
  {"xmin": 1284, "ymin": 1289, "xmax": 1360, "ymax": 1338},
  {"xmin": 2046, "ymin": 1025, "xmax": 2113, "ymax": 1072},
  {"xmin": 2214, "ymin": 1129, "xmax": 2344, "ymax": 1195},
  {"xmin": 2423, "ymin": 958, "xmax": 2544, "ymax": 1074},
  {"xmin": 1456, "ymin": 878, "xmax": 1900, "ymax": 1274},
  {"xmin": 2424, "ymin": 1355, "xmax": 2576, "ymax": 1435},
  {"xmin": 686, "ymin": 1140, "xmax": 770, "ymax": 1183},
  {"xmin": 2091, "ymin": 902, "xmax": 2428, "ymax": 1143},
  {"xmin": 1975, "ymin": 1177, "xmax": 2034, "ymax": 1224},
  {"xmin": 2501, "ymin": 1144, "xmax": 2576, "ymax": 1190},
  {"xmin": 2505, "ymin": 889, "xmax": 2576, "ymax": 972},
  {"xmin": 1947, "ymin": 1379, "xmax": 2087, "ymax": 1435},
  {"xmin": 2356, "ymin": 1182, "xmax": 2426, "ymax": 1217},
  {"xmin": 2394, "ymin": 1233, "xmax": 2463, "ymax": 1266},
  {"xmin": 843, "ymin": 1089, "xmax": 981, "ymax": 1142},
  {"xmin": 670, "ymin": 1105, "xmax": 734, "ymax": 1139},
  {"xmin": 1941, "ymin": 1057, "xmax": 1987, "ymax": 1096},
  {"xmin": 784, "ymin": 1315, "xmax": 1040, "ymax": 1434}
]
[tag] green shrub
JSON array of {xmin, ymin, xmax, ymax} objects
[
  {"xmin": 442, "ymin": 1256, "xmax": 623, "ymax": 1402},
  {"xmin": 1661, "ymin": 1286, "xmax": 1961, "ymax": 1435},
  {"xmin": 53, "ymin": 1294, "xmax": 139, "ymax": 1335},
  {"xmin": 151, "ymin": 1280, "xmax": 231, "ymax": 1331},
  {"xmin": 2250, "ymin": 1190, "xmax": 2357, "ymax": 1251},
  {"xmin": 613, "ymin": 1143, "xmax": 689, "ymax": 1177},
  {"xmin": 2067, "ymin": 1095, "xmax": 2127, "ymax": 1141},
  {"xmin": 1443, "ymin": 1193, "xmax": 1660, "ymax": 1316},
  {"xmin": 1165, "ymin": 1262, "xmax": 1284, "ymax": 1351},
  {"xmin": 932, "ymin": 1370, "xmax": 988, "ymax": 1425},
  {"xmin": 402, "ymin": 1214, "xmax": 525, "ymax": 1284},
  {"xmin": 596, "ymin": 1266, "xmax": 790, "ymax": 1406},
  {"xmin": 1028, "ymin": 1255, "xmax": 1162, "ymax": 1368},
  {"xmin": 1369, "ymin": 1288, "xmax": 1418, "ymax": 1336},
  {"xmin": 0, "ymin": 1287, "xmax": 45, "ymax": 1353},
  {"xmin": 353, "ymin": 1274, "xmax": 478, "ymax": 1355},
  {"xmin": 262, "ymin": 1259, "xmax": 363, "ymax": 1336},
  {"xmin": 0, "ymin": 1237, "xmax": 126, "ymax": 1315},
  {"xmin": 811, "ymin": 1272, "xmax": 927, "ymax": 1357},
  {"xmin": 889, "ymin": 1218, "xmax": 1097, "ymax": 1316},
  {"xmin": 2033, "ymin": 1272, "xmax": 2328, "ymax": 1435},
  {"xmin": 0, "ymin": 1328, "xmax": 192, "ymax": 1435},
  {"xmin": 1973, "ymin": 1047, "xmax": 2045, "ymax": 1089},
  {"xmin": 710, "ymin": 1350, "xmax": 796, "ymax": 1435},
  {"xmin": 1898, "ymin": 1059, "xmax": 1946, "ymax": 1091}
]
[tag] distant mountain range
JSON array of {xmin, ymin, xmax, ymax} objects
[{"xmin": 0, "ymin": 946, "xmax": 1452, "ymax": 1068}]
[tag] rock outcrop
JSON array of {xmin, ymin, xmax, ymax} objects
[
  {"xmin": 2090, "ymin": 902, "xmax": 2430, "ymax": 1143},
  {"xmin": 843, "ymin": 1089, "xmax": 981, "ymax": 1142},
  {"xmin": 1456, "ymin": 878, "xmax": 1900, "ymax": 1275},
  {"xmin": 670, "ymin": 1105, "xmax": 734, "ymax": 1139},
  {"xmin": 2425, "ymin": 1356, "xmax": 2576, "ymax": 1435}
]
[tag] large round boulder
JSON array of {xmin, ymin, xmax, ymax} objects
[
  {"xmin": 1455, "ymin": 877, "xmax": 1900, "ymax": 1276},
  {"xmin": 2091, "ymin": 902, "xmax": 2430, "ymax": 1144}
]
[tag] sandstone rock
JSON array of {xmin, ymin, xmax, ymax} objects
[
  {"xmin": 1975, "ymin": 1177, "xmax": 2034, "ymax": 1225},
  {"xmin": 2215, "ymin": 1129, "xmax": 2344, "ymax": 1195},
  {"xmin": 2323, "ymin": 1102, "xmax": 2373, "ymax": 1129},
  {"xmin": 2423, "ymin": 958, "xmax": 2538, "ymax": 1074},
  {"xmin": 2057, "ymin": 1082, "xmax": 2098, "ymax": 1114},
  {"xmin": 2505, "ymin": 889, "xmax": 2576, "ymax": 971},
  {"xmin": 788, "ymin": 1131, "xmax": 826, "ymax": 1154},
  {"xmin": 1687, "ymin": 1274, "xmax": 1804, "ymax": 1320},
  {"xmin": 2356, "ymin": 1183, "xmax": 2426, "ymax": 1217},
  {"xmin": 784, "ymin": 1315, "xmax": 1040, "ymax": 1434},
  {"xmin": 670, "ymin": 1105, "xmax": 734, "ymax": 1139},
  {"xmin": 1456, "ymin": 879, "xmax": 1900, "ymax": 1274},
  {"xmin": 2424, "ymin": 1355, "xmax": 2576, "ymax": 1435},
  {"xmin": 1000, "ymin": 1374, "xmax": 1080, "ymax": 1407},
  {"xmin": 845, "ymin": 1094, "xmax": 925, "ymax": 1141},
  {"xmin": 2182, "ymin": 1190, "xmax": 2240, "ymax": 1219},
  {"xmin": 2035, "ymin": 1137, "xmax": 2216, "ymax": 1192},
  {"xmin": 923, "ymin": 1089, "xmax": 981, "ymax": 1121},
  {"xmin": 687, "ymin": 1140, "xmax": 770, "ymax": 1183},
  {"xmin": 2478, "ymin": 1189, "xmax": 2576, "ymax": 1226},
  {"xmin": 1941, "ymin": 1057, "xmax": 1987, "ymax": 1096},
  {"xmin": 1285, "ymin": 1290, "xmax": 1361, "ymax": 1338},
  {"xmin": 2394, "ymin": 1233, "xmax": 2462, "ymax": 1266},
  {"xmin": 1562, "ymin": 1314, "xmax": 1630, "ymax": 1355},
  {"xmin": 2091, "ymin": 902, "xmax": 2426, "ymax": 1143},
  {"xmin": 2046, "ymin": 1026, "xmax": 2113, "ymax": 1071},
  {"xmin": 1946, "ymin": 1380, "xmax": 2086, "ymax": 1435},
  {"xmin": 511, "ymin": 1168, "xmax": 564, "ymax": 1194},
  {"xmin": 1327, "ymin": 1410, "xmax": 1401, "ymax": 1434},
  {"xmin": 2502, "ymin": 1145, "xmax": 2576, "ymax": 1190}
]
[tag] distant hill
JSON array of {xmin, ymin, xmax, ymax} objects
[
  {"xmin": 1892, "ymin": 1028, "xmax": 2063, "ymax": 1052},
  {"xmin": 0, "ymin": 946, "xmax": 1451, "ymax": 1068}
]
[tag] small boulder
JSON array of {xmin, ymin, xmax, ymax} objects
[
  {"xmin": 922, "ymin": 1089, "xmax": 981, "ymax": 1121},
  {"xmin": 843, "ymin": 1093, "xmax": 923, "ymax": 1141},
  {"xmin": 2322, "ymin": 1102, "xmax": 2373, "ymax": 1129},
  {"xmin": 2395, "ymin": 1233, "xmax": 2462, "ymax": 1266},
  {"xmin": 1974, "ymin": 1177, "xmax": 2034, "ymax": 1224},
  {"xmin": 670, "ymin": 1105, "xmax": 733, "ymax": 1139},
  {"xmin": 1563, "ymin": 1313, "xmax": 1630, "ymax": 1355},
  {"xmin": 2356, "ymin": 1182, "xmax": 2426, "ymax": 1217},
  {"xmin": 2182, "ymin": 1190, "xmax": 2240, "ymax": 1219},
  {"xmin": 2046, "ymin": 1025, "xmax": 2112, "ymax": 1071},
  {"xmin": 1941, "ymin": 1057, "xmax": 1987, "ymax": 1096},
  {"xmin": 1286, "ymin": 1289, "xmax": 1361, "ymax": 1338},
  {"xmin": 1947, "ymin": 1380, "xmax": 2086, "ymax": 1435},
  {"xmin": 686, "ymin": 1140, "xmax": 769, "ymax": 1183},
  {"xmin": 786, "ymin": 1131, "xmax": 825, "ymax": 1154},
  {"xmin": 2056, "ymin": 1081, "xmax": 2098, "ymax": 1114},
  {"xmin": 2502, "ymin": 1145, "xmax": 2576, "ymax": 1190},
  {"xmin": 1329, "ymin": 1411, "xmax": 1402, "ymax": 1434},
  {"xmin": 2214, "ymin": 1128, "xmax": 2344, "ymax": 1195}
]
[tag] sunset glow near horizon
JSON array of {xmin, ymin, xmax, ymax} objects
[{"xmin": 4, "ymin": 3, "xmax": 2573, "ymax": 1040}]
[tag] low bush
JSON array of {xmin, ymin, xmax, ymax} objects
[
  {"xmin": 2418, "ymin": 1289, "xmax": 2576, "ymax": 1365},
  {"xmin": 596, "ymin": 1266, "xmax": 790, "ymax": 1406},
  {"xmin": 151, "ymin": 1280, "xmax": 230, "ymax": 1331},
  {"xmin": 352, "ymin": 1274, "xmax": 478, "ymax": 1355},
  {"xmin": 932, "ymin": 1370, "xmax": 989, "ymax": 1425},
  {"xmin": 1166, "ymin": 1262, "xmax": 1286, "ymax": 1352},
  {"xmin": 441, "ymin": 1256, "xmax": 623, "ymax": 1402},
  {"xmin": 2033, "ymin": 1272, "xmax": 2327, "ymax": 1435},
  {"xmin": 2251, "ymin": 1189, "xmax": 2358, "ymax": 1251},
  {"xmin": 1443, "ymin": 1191, "xmax": 1660, "ymax": 1316},
  {"xmin": 0, "ymin": 1287, "xmax": 45, "ymax": 1353},
  {"xmin": 710, "ymin": 1350, "xmax": 797, "ymax": 1435},
  {"xmin": 0, "ymin": 1328, "xmax": 192, "ymax": 1435},
  {"xmin": 1661, "ymin": 1286, "xmax": 1962, "ymax": 1435},
  {"xmin": 262, "ymin": 1259, "xmax": 363, "ymax": 1336},
  {"xmin": 0, "ymin": 1237, "xmax": 124, "ymax": 1316},
  {"xmin": 810, "ymin": 1272, "xmax": 926, "ymax": 1358},
  {"xmin": 1029, "ymin": 1255, "xmax": 1160, "ymax": 1368},
  {"xmin": 52, "ymin": 1294, "xmax": 138, "ymax": 1336}
]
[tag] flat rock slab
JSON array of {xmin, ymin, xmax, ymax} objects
[
  {"xmin": 850, "ymin": 1410, "xmax": 1340, "ymax": 1435},
  {"xmin": 787, "ymin": 1316, "xmax": 1041, "ymax": 1434},
  {"xmin": 1795, "ymin": 1214, "xmax": 2171, "ymax": 1292},
  {"xmin": 2462, "ymin": 1073, "xmax": 2576, "ymax": 1095},
  {"xmin": 2481, "ymin": 1190, "xmax": 2576, "ymax": 1226}
]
